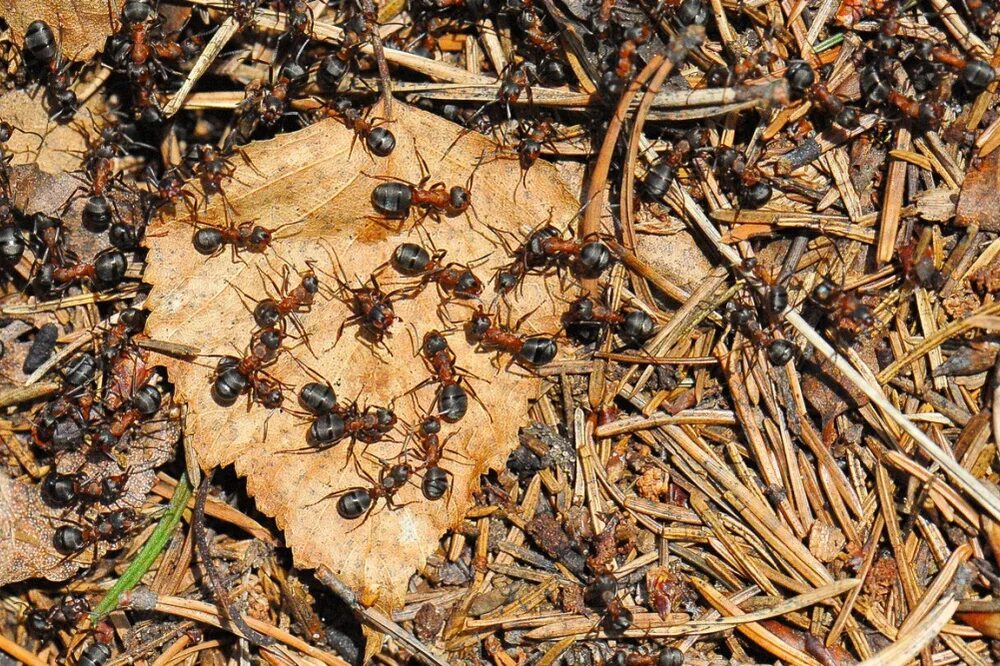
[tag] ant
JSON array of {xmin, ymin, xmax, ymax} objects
[
  {"xmin": 25, "ymin": 593, "xmax": 90, "ymax": 638},
  {"xmin": 810, "ymin": 278, "xmax": 875, "ymax": 345},
  {"xmin": 316, "ymin": 13, "xmax": 371, "ymax": 92},
  {"xmin": 22, "ymin": 21, "xmax": 79, "ymax": 123},
  {"xmin": 32, "ymin": 248, "xmax": 128, "ymax": 296},
  {"xmin": 211, "ymin": 327, "xmax": 285, "ymax": 407},
  {"xmin": 52, "ymin": 509, "xmax": 138, "ymax": 558},
  {"xmin": 41, "ymin": 467, "xmax": 130, "ymax": 509},
  {"xmin": 785, "ymin": 61, "xmax": 860, "ymax": 130},
  {"xmin": 583, "ymin": 572, "xmax": 633, "ymax": 632},
  {"xmin": 370, "ymin": 151, "xmax": 474, "ymax": 227},
  {"xmin": 641, "ymin": 127, "xmax": 711, "ymax": 201},
  {"xmin": 711, "ymin": 147, "xmax": 773, "ymax": 210},
  {"xmin": 319, "ymin": 98, "xmax": 396, "ymax": 157},
  {"xmin": 724, "ymin": 299, "xmax": 798, "ymax": 366},
  {"xmin": 90, "ymin": 383, "xmax": 164, "ymax": 453},
  {"xmin": 187, "ymin": 144, "xmax": 236, "ymax": 200},
  {"xmin": 389, "ymin": 242, "xmax": 485, "ymax": 304},
  {"xmin": 330, "ymin": 259, "xmax": 403, "ymax": 351},
  {"xmin": 601, "ymin": 24, "xmax": 652, "ymax": 97},
  {"xmin": 230, "ymin": 60, "xmax": 307, "ymax": 147},
  {"xmin": 190, "ymin": 206, "xmax": 300, "ymax": 260},
  {"xmin": 409, "ymin": 329, "xmax": 489, "ymax": 423},
  {"xmin": 145, "ymin": 166, "xmax": 199, "ymax": 215},
  {"xmin": 563, "ymin": 295, "xmax": 656, "ymax": 346},
  {"xmin": 229, "ymin": 0, "xmax": 262, "ymax": 28},
  {"xmin": 493, "ymin": 225, "xmax": 612, "ymax": 296},
  {"xmin": 296, "ymin": 381, "xmax": 397, "ymax": 456},
  {"xmin": 609, "ymin": 648, "xmax": 685, "ymax": 666},
  {"xmin": 327, "ymin": 461, "xmax": 415, "ymax": 522},
  {"xmin": 467, "ymin": 307, "xmax": 558, "ymax": 368}
]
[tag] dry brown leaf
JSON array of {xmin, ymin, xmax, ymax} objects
[
  {"xmin": 956, "ymin": 148, "xmax": 1000, "ymax": 231},
  {"xmin": 2, "ymin": 0, "xmax": 120, "ymax": 62},
  {"xmin": 0, "ymin": 90, "xmax": 91, "ymax": 174},
  {"xmin": 144, "ymin": 102, "xmax": 579, "ymax": 610},
  {"xmin": 0, "ymin": 417, "xmax": 179, "ymax": 585}
]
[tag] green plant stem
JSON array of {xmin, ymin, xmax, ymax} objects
[{"xmin": 90, "ymin": 473, "xmax": 193, "ymax": 621}]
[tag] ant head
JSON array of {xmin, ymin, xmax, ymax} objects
[
  {"xmin": 420, "ymin": 415, "xmax": 442, "ymax": 435},
  {"xmin": 456, "ymin": 270, "xmax": 483, "ymax": 297},
  {"xmin": 250, "ymin": 225, "xmax": 272, "ymax": 247},
  {"xmin": 468, "ymin": 310, "xmax": 491, "ymax": 340},
  {"xmin": 449, "ymin": 186, "xmax": 470, "ymax": 212},
  {"xmin": 422, "ymin": 330, "xmax": 449, "ymax": 355}
]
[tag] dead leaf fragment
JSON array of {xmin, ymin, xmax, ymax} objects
[
  {"xmin": 956, "ymin": 148, "xmax": 1000, "ymax": 231},
  {"xmin": 807, "ymin": 520, "xmax": 846, "ymax": 563},
  {"xmin": 2, "ymin": 0, "xmax": 120, "ymax": 62},
  {"xmin": 144, "ymin": 102, "xmax": 579, "ymax": 610},
  {"xmin": 0, "ymin": 90, "xmax": 92, "ymax": 175}
]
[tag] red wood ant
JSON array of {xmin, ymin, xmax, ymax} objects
[
  {"xmin": 583, "ymin": 572, "xmax": 633, "ymax": 632},
  {"xmin": 190, "ymin": 204, "xmax": 301, "ymax": 260},
  {"xmin": 52, "ymin": 508, "xmax": 138, "ymax": 558},
  {"xmin": 32, "ymin": 248, "xmax": 128, "ymax": 296},
  {"xmin": 41, "ymin": 467, "xmax": 130, "ymax": 510},
  {"xmin": 563, "ymin": 295, "xmax": 656, "ymax": 346},
  {"xmin": 326, "ymin": 461, "xmax": 415, "ymax": 523},
  {"xmin": 467, "ymin": 307, "xmax": 558, "ymax": 367},
  {"xmin": 295, "ymin": 381, "xmax": 397, "ymax": 457},
  {"xmin": 188, "ymin": 144, "xmax": 236, "ymax": 199},
  {"xmin": 408, "ymin": 329, "xmax": 490, "ymax": 423},
  {"xmin": 785, "ymin": 61, "xmax": 860, "ymax": 130},
  {"xmin": 145, "ymin": 166, "xmax": 198, "ymax": 215},
  {"xmin": 370, "ymin": 151, "xmax": 475, "ymax": 227},
  {"xmin": 22, "ymin": 21, "xmax": 79, "ymax": 123},
  {"xmin": 319, "ymin": 98, "xmax": 396, "ymax": 157},
  {"xmin": 609, "ymin": 648, "xmax": 684, "ymax": 666},
  {"xmin": 493, "ymin": 225, "xmax": 613, "ymax": 296},
  {"xmin": 328, "ymin": 253, "xmax": 404, "ymax": 351},
  {"xmin": 810, "ymin": 277, "xmax": 875, "ymax": 344},
  {"xmin": 211, "ymin": 327, "xmax": 285, "ymax": 407},
  {"xmin": 25, "ymin": 593, "xmax": 89, "ymax": 638},
  {"xmin": 389, "ymin": 241, "xmax": 485, "ymax": 307},
  {"xmin": 724, "ymin": 299, "xmax": 798, "ymax": 366}
]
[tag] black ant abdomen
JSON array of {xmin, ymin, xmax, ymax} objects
[
  {"xmin": 785, "ymin": 60, "xmax": 816, "ymax": 95},
  {"xmin": 53, "ymin": 525, "xmax": 86, "ymax": 554},
  {"xmin": 81, "ymin": 195, "xmax": 112, "ymax": 232},
  {"xmin": 766, "ymin": 338, "xmax": 798, "ymax": 366},
  {"xmin": 337, "ymin": 488, "xmax": 372, "ymax": 519},
  {"xmin": 737, "ymin": 182, "xmax": 772, "ymax": 209},
  {"xmin": 372, "ymin": 182, "xmax": 413, "ymax": 218},
  {"xmin": 24, "ymin": 21, "xmax": 58, "ymax": 64},
  {"xmin": 299, "ymin": 382, "xmax": 337, "ymax": 415},
  {"xmin": 42, "ymin": 472, "xmax": 82, "ymax": 508},
  {"xmin": 309, "ymin": 412, "xmax": 346, "ymax": 447},
  {"xmin": 0, "ymin": 225, "xmax": 25, "ymax": 264},
  {"xmin": 132, "ymin": 383, "xmax": 162, "ymax": 416},
  {"xmin": 193, "ymin": 227, "xmax": 224, "ymax": 255},
  {"xmin": 366, "ymin": 127, "xmax": 396, "ymax": 157},
  {"xmin": 78, "ymin": 642, "xmax": 113, "ymax": 666},
  {"xmin": 392, "ymin": 242, "xmax": 432, "ymax": 273},
  {"xmin": 422, "ymin": 466, "xmax": 449, "ymax": 500},
  {"xmin": 318, "ymin": 54, "xmax": 350, "ymax": 91},
  {"xmin": 437, "ymin": 382, "xmax": 468, "ymax": 423},
  {"xmin": 620, "ymin": 310, "xmax": 655, "ymax": 345},
  {"xmin": 577, "ymin": 241, "xmax": 612, "ymax": 277},
  {"xmin": 519, "ymin": 337, "xmax": 558, "ymax": 366},
  {"xmin": 213, "ymin": 364, "xmax": 248, "ymax": 406},
  {"xmin": 64, "ymin": 353, "xmax": 98, "ymax": 387},
  {"xmin": 643, "ymin": 160, "xmax": 673, "ymax": 200}
]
